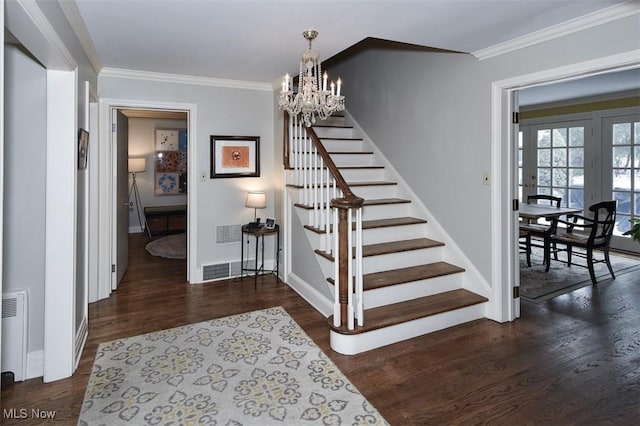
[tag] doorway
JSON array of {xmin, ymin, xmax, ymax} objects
[
  {"xmin": 491, "ymin": 54, "xmax": 640, "ymax": 323},
  {"xmin": 94, "ymin": 99, "xmax": 198, "ymax": 303},
  {"xmin": 115, "ymin": 109, "xmax": 189, "ymax": 291}
]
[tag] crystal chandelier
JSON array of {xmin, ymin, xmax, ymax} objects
[{"xmin": 279, "ymin": 30, "xmax": 345, "ymax": 127}]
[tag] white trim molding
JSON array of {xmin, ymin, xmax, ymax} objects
[
  {"xmin": 5, "ymin": 0, "xmax": 78, "ymax": 70},
  {"xmin": 58, "ymin": 0, "xmax": 102, "ymax": 74},
  {"xmin": 473, "ymin": 2, "xmax": 640, "ymax": 60},
  {"xmin": 100, "ymin": 67, "xmax": 273, "ymax": 91}
]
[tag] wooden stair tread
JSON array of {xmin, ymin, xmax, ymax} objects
[
  {"xmin": 363, "ymin": 238, "xmax": 443, "ymax": 256},
  {"xmin": 294, "ymin": 198, "xmax": 410, "ymax": 210},
  {"xmin": 312, "ymin": 124, "xmax": 353, "ymax": 128},
  {"xmin": 315, "ymin": 238, "xmax": 443, "ymax": 261},
  {"xmin": 363, "ymin": 198, "xmax": 411, "ymax": 206},
  {"xmin": 363, "ymin": 262, "xmax": 465, "ymax": 290},
  {"xmin": 287, "ymin": 181, "xmax": 396, "ymax": 189},
  {"xmin": 349, "ymin": 181, "xmax": 397, "ymax": 187},
  {"xmin": 329, "ymin": 289, "xmax": 488, "ymax": 335},
  {"xmin": 328, "ymin": 151, "xmax": 373, "ymax": 155},
  {"xmin": 327, "ymin": 261, "xmax": 465, "ymax": 289},
  {"xmin": 304, "ymin": 217, "xmax": 427, "ymax": 234}
]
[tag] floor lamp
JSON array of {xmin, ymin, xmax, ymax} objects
[{"xmin": 128, "ymin": 157, "xmax": 151, "ymax": 237}]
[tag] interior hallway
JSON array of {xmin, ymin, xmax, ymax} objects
[{"xmin": 1, "ymin": 234, "xmax": 638, "ymax": 425}]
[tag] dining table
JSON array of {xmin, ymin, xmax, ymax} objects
[
  {"xmin": 519, "ymin": 203, "xmax": 583, "ymax": 221},
  {"xmin": 519, "ymin": 202, "xmax": 583, "ymax": 266}
]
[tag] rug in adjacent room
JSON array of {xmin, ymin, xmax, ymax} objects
[
  {"xmin": 78, "ymin": 307, "xmax": 388, "ymax": 426},
  {"xmin": 520, "ymin": 248, "xmax": 640, "ymax": 302},
  {"xmin": 144, "ymin": 233, "xmax": 186, "ymax": 259}
]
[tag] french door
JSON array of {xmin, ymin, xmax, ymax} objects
[
  {"xmin": 603, "ymin": 114, "xmax": 640, "ymax": 253},
  {"xmin": 520, "ymin": 120, "xmax": 591, "ymax": 211},
  {"xmin": 521, "ymin": 114, "xmax": 640, "ymax": 254}
]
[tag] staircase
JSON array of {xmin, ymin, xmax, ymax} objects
[{"xmin": 284, "ymin": 113, "xmax": 489, "ymax": 355}]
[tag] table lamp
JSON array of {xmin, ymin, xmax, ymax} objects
[{"xmin": 246, "ymin": 192, "xmax": 266, "ymax": 225}]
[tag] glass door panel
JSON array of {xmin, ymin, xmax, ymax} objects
[{"xmin": 605, "ymin": 116, "xmax": 640, "ymax": 253}]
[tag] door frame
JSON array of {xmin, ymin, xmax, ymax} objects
[
  {"xmin": 96, "ymin": 98, "xmax": 198, "ymax": 302},
  {"xmin": 490, "ymin": 50, "xmax": 640, "ymax": 322}
]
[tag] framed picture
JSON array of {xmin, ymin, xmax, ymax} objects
[
  {"xmin": 210, "ymin": 135, "xmax": 260, "ymax": 178},
  {"xmin": 78, "ymin": 128, "xmax": 89, "ymax": 169},
  {"xmin": 265, "ymin": 218, "xmax": 276, "ymax": 229},
  {"xmin": 154, "ymin": 129, "xmax": 188, "ymax": 195},
  {"xmin": 155, "ymin": 129, "xmax": 179, "ymax": 151}
]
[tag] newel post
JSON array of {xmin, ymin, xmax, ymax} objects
[{"xmin": 331, "ymin": 196, "xmax": 364, "ymax": 328}]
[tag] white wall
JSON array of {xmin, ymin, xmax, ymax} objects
[
  {"xmin": 330, "ymin": 13, "xmax": 640, "ymax": 284},
  {"xmin": 99, "ymin": 77, "xmax": 275, "ymax": 282},
  {"xmin": 127, "ymin": 117, "xmax": 188, "ymax": 232},
  {"xmin": 3, "ymin": 44, "xmax": 47, "ymax": 355}
]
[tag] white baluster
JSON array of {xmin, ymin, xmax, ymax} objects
[
  {"xmin": 332, "ymin": 206, "xmax": 341, "ymax": 328},
  {"xmin": 312, "ymin": 144, "xmax": 318, "ymax": 228},
  {"xmin": 355, "ymin": 207, "xmax": 364, "ymax": 326},
  {"xmin": 347, "ymin": 208, "xmax": 354, "ymax": 330}
]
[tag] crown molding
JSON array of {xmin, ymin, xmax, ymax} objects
[
  {"xmin": 58, "ymin": 0, "xmax": 102, "ymax": 75},
  {"xmin": 473, "ymin": 1, "xmax": 640, "ymax": 61},
  {"xmin": 100, "ymin": 67, "xmax": 273, "ymax": 91}
]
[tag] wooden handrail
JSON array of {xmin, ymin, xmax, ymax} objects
[
  {"xmin": 283, "ymin": 112, "xmax": 364, "ymax": 330},
  {"xmin": 283, "ymin": 113, "xmax": 364, "ymax": 209}
]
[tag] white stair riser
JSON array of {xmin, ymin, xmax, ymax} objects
[
  {"xmin": 330, "ymin": 303, "xmax": 487, "ymax": 355},
  {"xmin": 316, "ymin": 116, "xmax": 346, "ymax": 126},
  {"xmin": 320, "ymin": 139, "xmax": 364, "ymax": 152},
  {"xmin": 364, "ymin": 274, "xmax": 463, "ymax": 309},
  {"xmin": 361, "ymin": 223, "xmax": 426, "ymax": 245},
  {"xmin": 361, "ymin": 248, "xmax": 444, "ymax": 273},
  {"xmin": 316, "ymin": 247, "xmax": 445, "ymax": 276},
  {"xmin": 350, "ymin": 185, "xmax": 398, "ymax": 200},
  {"xmin": 303, "ymin": 223, "xmax": 428, "ymax": 251},
  {"xmin": 331, "ymin": 154, "xmax": 375, "ymax": 167},
  {"xmin": 293, "ymin": 153, "xmax": 374, "ymax": 167},
  {"xmin": 313, "ymin": 126, "xmax": 354, "ymax": 139},
  {"xmin": 361, "ymin": 204, "xmax": 412, "ymax": 221},
  {"xmin": 338, "ymin": 168, "xmax": 386, "ymax": 182}
]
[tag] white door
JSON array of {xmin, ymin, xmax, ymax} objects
[
  {"xmin": 602, "ymin": 114, "xmax": 640, "ymax": 254},
  {"xmin": 114, "ymin": 110, "xmax": 129, "ymax": 288}
]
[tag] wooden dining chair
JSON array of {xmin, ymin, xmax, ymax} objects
[
  {"xmin": 519, "ymin": 230, "xmax": 531, "ymax": 267},
  {"xmin": 519, "ymin": 194, "xmax": 562, "ymax": 265},
  {"xmin": 546, "ymin": 200, "xmax": 617, "ymax": 284}
]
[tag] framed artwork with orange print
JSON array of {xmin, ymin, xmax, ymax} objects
[{"xmin": 210, "ymin": 135, "xmax": 260, "ymax": 178}]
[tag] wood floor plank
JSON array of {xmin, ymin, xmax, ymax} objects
[{"xmin": 1, "ymin": 233, "xmax": 638, "ymax": 425}]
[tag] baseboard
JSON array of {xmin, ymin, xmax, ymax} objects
[
  {"xmin": 128, "ymin": 225, "xmax": 144, "ymax": 234},
  {"xmin": 286, "ymin": 272, "xmax": 332, "ymax": 317},
  {"xmin": 25, "ymin": 350, "xmax": 44, "ymax": 380}
]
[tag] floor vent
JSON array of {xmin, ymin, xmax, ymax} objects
[
  {"xmin": 203, "ymin": 260, "xmax": 251, "ymax": 281},
  {"xmin": 2, "ymin": 291, "xmax": 28, "ymax": 382},
  {"xmin": 216, "ymin": 224, "xmax": 241, "ymax": 244}
]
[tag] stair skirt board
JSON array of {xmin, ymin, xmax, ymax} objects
[{"xmin": 330, "ymin": 302, "xmax": 487, "ymax": 355}]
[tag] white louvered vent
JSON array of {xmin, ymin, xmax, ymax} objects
[
  {"xmin": 2, "ymin": 291, "xmax": 28, "ymax": 381},
  {"xmin": 202, "ymin": 260, "xmax": 251, "ymax": 281},
  {"xmin": 216, "ymin": 224, "xmax": 241, "ymax": 244}
]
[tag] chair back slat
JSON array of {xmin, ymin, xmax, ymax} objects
[{"xmin": 587, "ymin": 200, "xmax": 617, "ymax": 245}]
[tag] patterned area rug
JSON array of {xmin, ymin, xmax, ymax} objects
[
  {"xmin": 145, "ymin": 233, "xmax": 186, "ymax": 259},
  {"xmin": 78, "ymin": 307, "xmax": 387, "ymax": 425},
  {"xmin": 520, "ymin": 247, "xmax": 640, "ymax": 303}
]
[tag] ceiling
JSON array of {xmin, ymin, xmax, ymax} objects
[{"xmin": 73, "ymin": 0, "xmax": 633, "ymax": 85}]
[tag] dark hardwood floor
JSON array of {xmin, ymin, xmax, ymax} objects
[{"xmin": 2, "ymin": 234, "xmax": 639, "ymax": 425}]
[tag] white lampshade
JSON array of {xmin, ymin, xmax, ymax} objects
[
  {"xmin": 246, "ymin": 192, "xmax": 267, "ymax": 209},
  {"xmin": 128, "ymin": 157, "xmax": 147, "ymax": 173}
]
